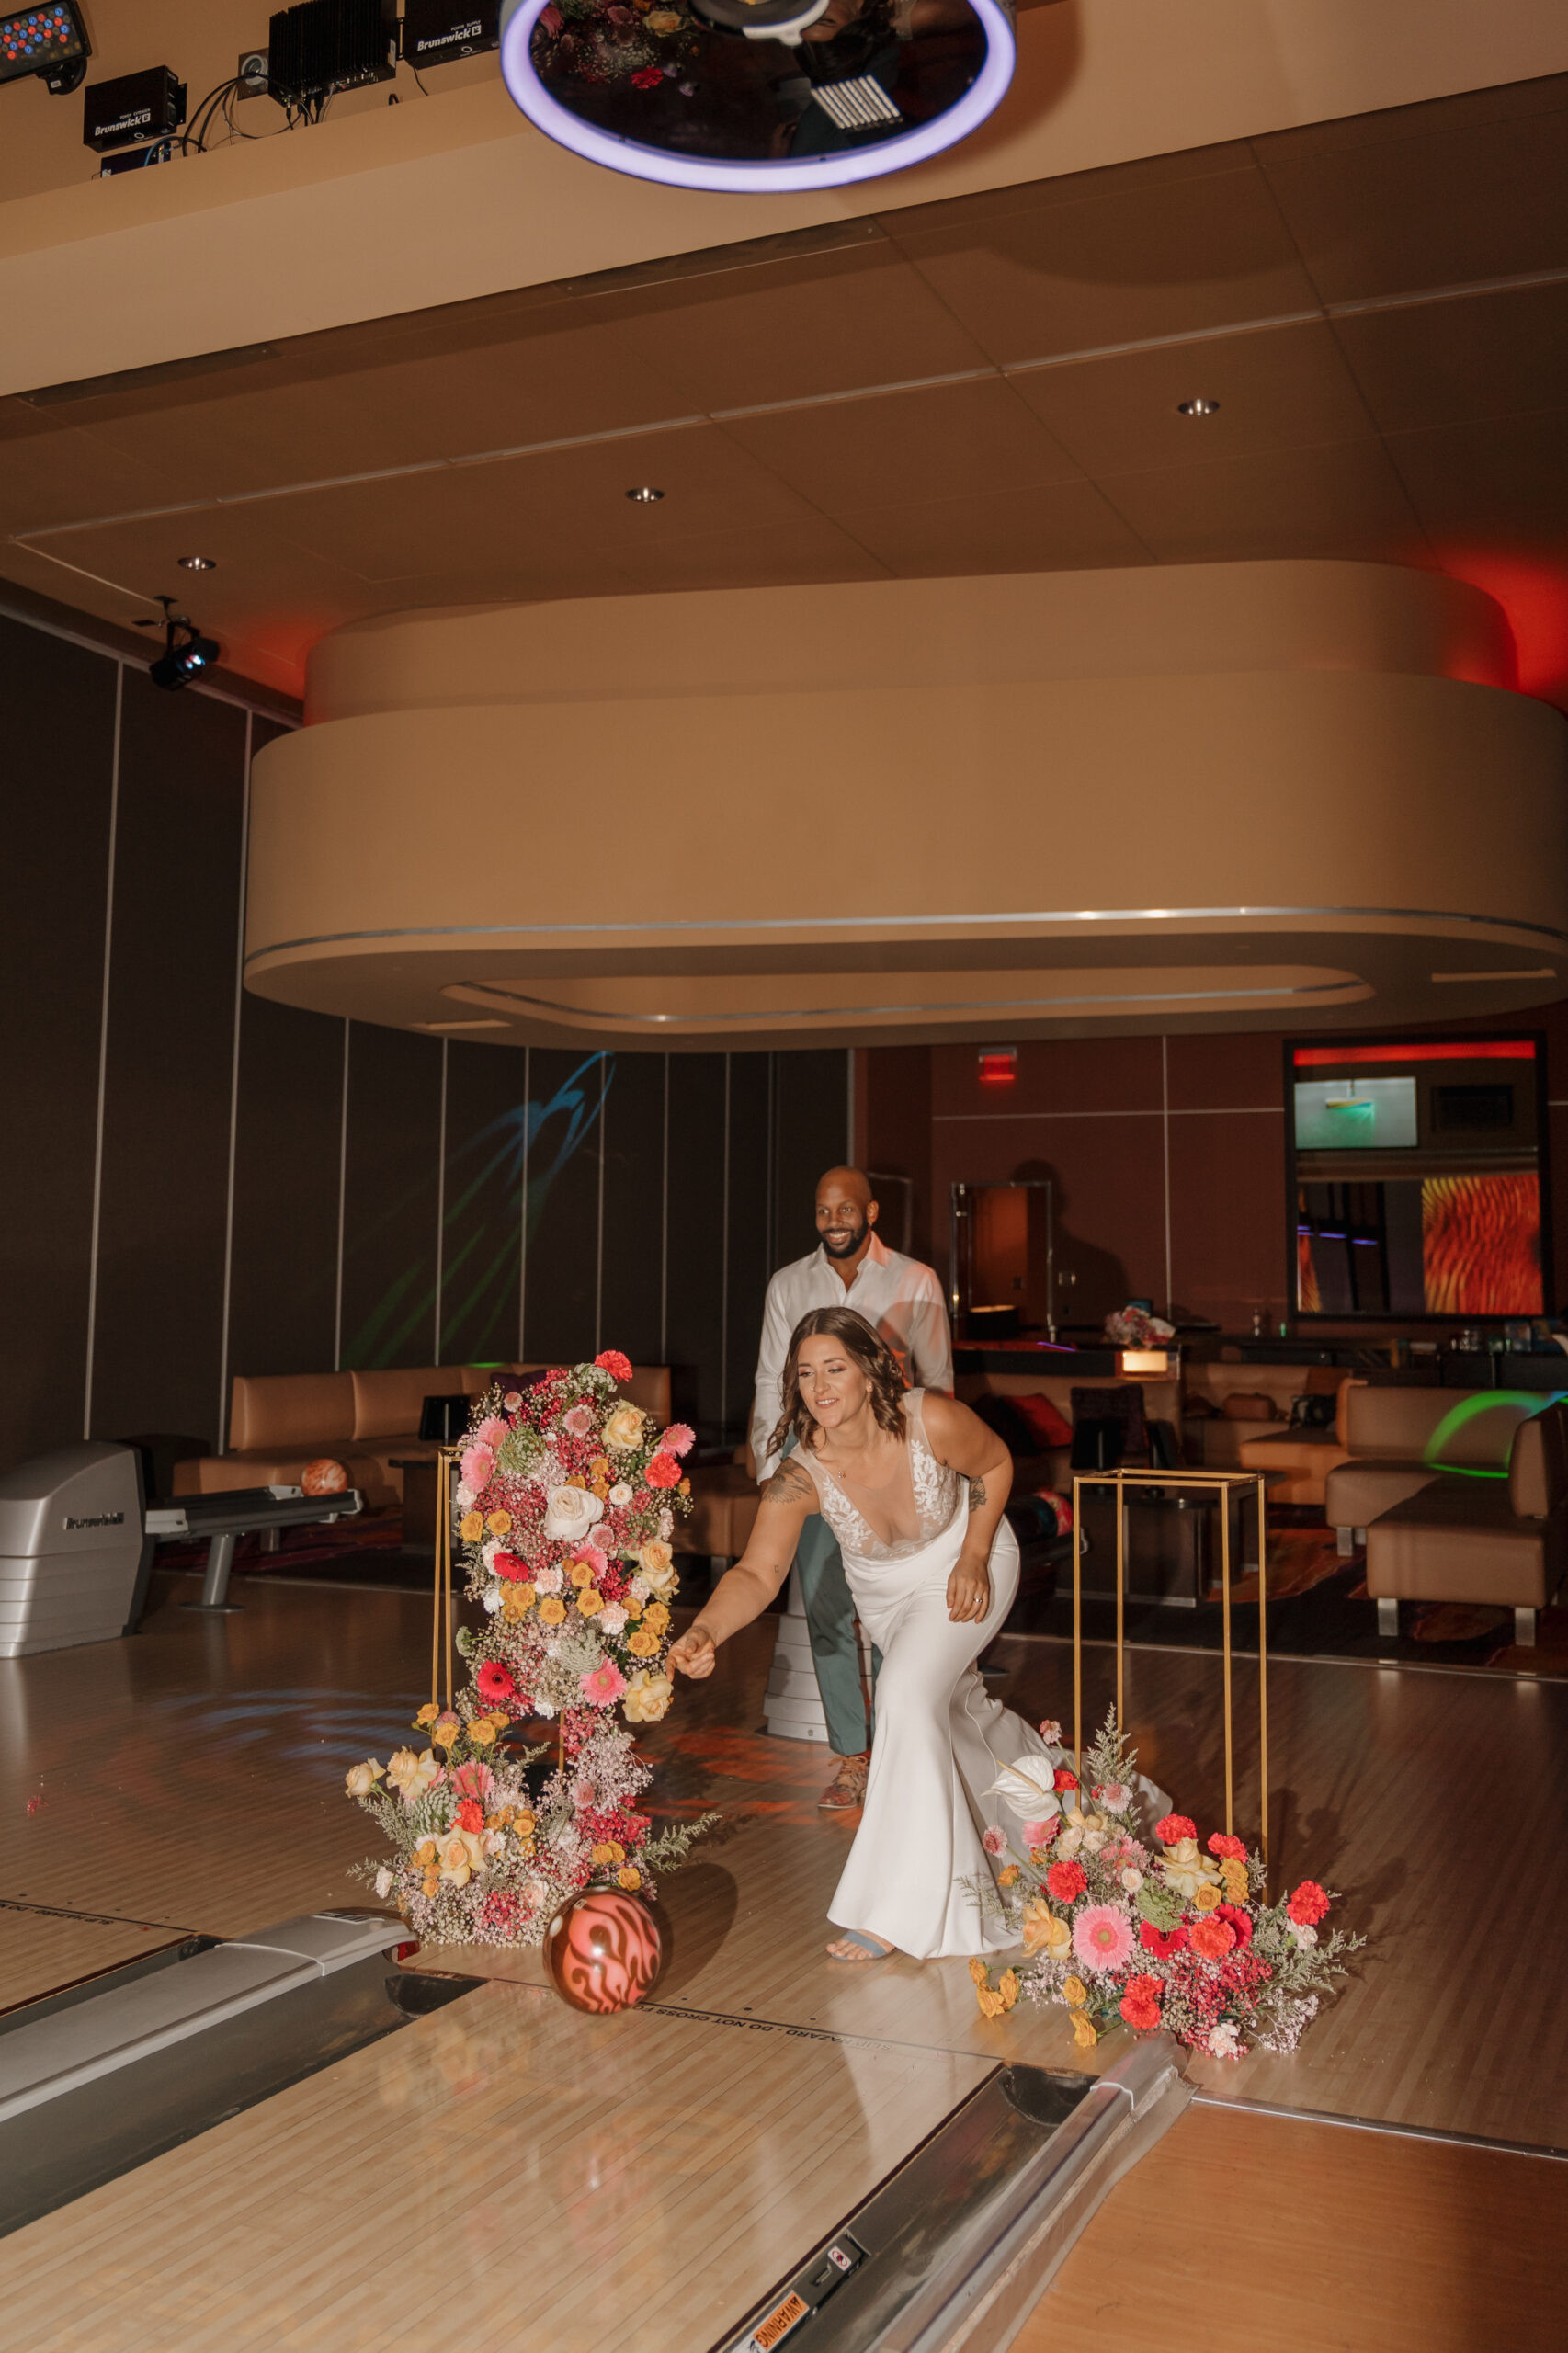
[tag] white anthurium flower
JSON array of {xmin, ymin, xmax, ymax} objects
[{"xmin": 983, "ymin": 1756, "xmax": 1064, "ymax": 1819}]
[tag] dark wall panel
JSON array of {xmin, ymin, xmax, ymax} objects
[
  {"xmin": 523, "ymin": 1048, "xmax": 607, "ymax": 1366},
  {"xmin": 771, "ymin": 1049, "xmax": 848, "ymax": 1271},
  {"xmin": 0, "ymin": 617, "xmax": 118, "ymax": 1462},
  {"xmin": 1168, "ymin": 1108, "xmax": 1287, "ymax": 1329},
  {"xmin": 91, "ymin": 672, "xmax": 246, "ymax": 1443},
  {"xmin": 665, "ymin": 1054, "xmax": 728, "ymax": 1438},
  {"xmin": 865, "ymin": 1043, "xmax": 934, "ymax": 1262},
  {"xmin": 339, "ymin": 1020, "xmax": 443, "ymax": 1370},
  {"xmin": 726, "ymin": 1054, "xmax": 772, "ymax": 1440},
  {"xmin": 439, "ymin": 1040, "xmax": 529, "ymax": 1367},
  {"xmin": 228, "ymin": 995, "xmax": 344, "ymax": 1383},
  {"xmin": 599, "ymin": 1052, "xmax": 667, "ymax": 1370}
]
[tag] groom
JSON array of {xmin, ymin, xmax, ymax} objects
[{"xmin": 750, "ymin": 1165, "xmax": 953, "ymax": 1810}]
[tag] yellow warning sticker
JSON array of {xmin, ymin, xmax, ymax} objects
[{"xmin": 748, "ymin": 2290, "xmax": 809, "ymax": 2351}]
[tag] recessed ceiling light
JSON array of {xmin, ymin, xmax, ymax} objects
[
  {"xmin": 1176, "ymin": 399, "xmax": 1221, "ymax": 417},
  {"xmin": 178, "ymin": 554, "xmax": 218, "ymax": 569},
  {"xmin": 625, "ymin": 487, "xmax": 665, "ymax": 504}
]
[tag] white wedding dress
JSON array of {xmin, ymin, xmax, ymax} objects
[{"xmin": 797, "ymin": 1391, "xmax": 1054, "ymax": 1960}]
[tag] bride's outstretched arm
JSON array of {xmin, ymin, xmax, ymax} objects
[
  {"xmin": 667, "ymin": 1460, "xmax": 816, "ymax": 1678},
  {"xmin": 918, "ymin": 1392, "xmax": 1015, "ymax": 1624}
]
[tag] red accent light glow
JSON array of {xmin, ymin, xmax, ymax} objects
[
  {"xmin": 1292, "ymin": 1041, "xmax": 1535, "ymax": 1067},
  {"xmin": 978, "ymin": 1049, "xmax": 1017, "ymax": 1086}
]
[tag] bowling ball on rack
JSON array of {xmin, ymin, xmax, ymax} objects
[
  {"xmin": 545, "ymin": 1884, "xmax": 664, "ymax": 2013},
  {"xmin": 301, "ymin": 1457, "xmax": 349, "ymax": 1495}
]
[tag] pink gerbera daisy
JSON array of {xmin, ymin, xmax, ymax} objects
[
  {"xmin": 1072, "ymin": 1903, "xmax": 1134, "ymax": 1973},
  {"xmin": 580, "ymin": 1660, "xmax": 628, "ymax": 1708}
]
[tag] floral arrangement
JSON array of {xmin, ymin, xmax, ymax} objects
[
  {"xmin": 971, "ymin": 1713, "xmax": 1362, "ymax": 2060},
  {"xmin": 533, "ymin": 0, "xmax": 700, "ymax": 94},
  {"xmin": 1104, "ymin": 1303, "xmax": 1176, "ymax": 1347},
  {"xmin": 345, "ymin": 1351, "xmax": 715, "ymax": 1947}
]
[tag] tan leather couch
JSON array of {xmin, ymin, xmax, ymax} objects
[
  {"xmin": 1366, "ymin": 1404, "xmax": 1568, "ymax": 1645},
  {"xmin": 1235, "ymin": 1375, "xmax": 1350, "ymax": 1507},
  {"xmin": 1324, "ymin": 1381, "xmax": 1540, "ymax": 1547},
  {"xmin": 172, "ymin": 1362, "xmax": 674, "ymax": 1508}
]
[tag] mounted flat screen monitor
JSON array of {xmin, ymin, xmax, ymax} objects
[{"xmin": 1287, "ymin": 1038, "xmax": 1549, "ymax": 1320}]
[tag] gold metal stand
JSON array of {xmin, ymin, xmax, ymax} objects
[
  {"xmin": 1070, "ymin": 1468, "xmax": 1270, "ymax": 1887},
  {"xmin": 431, "ymin": 1443, "xmax": 460, "ymax": 1710}
]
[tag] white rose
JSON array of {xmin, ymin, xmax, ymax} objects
[
  {"xmin": 603, "ymin": 1404, "xmax": 646, "ymax": 1452},
  {"xmin": 609, "ymin": 1483, "xmax": 632, "ymax": 1507},
  {"xmin": 345, "ymin": 1758, "xmax": 383, "ymax": 1798},
  {"xmin": 373, "ymin": 1866, "xmax": 393, "ymax": 1900},
  {"xmin": 1119, "ymin": 1866, "xmax": 1143, "ymax": 1893},
  {"xmin": 483, "ymin": 1586, "xmax": 502, "ymax": 1615},
  {"xmin": 544, "ymin": 1483, "xmax": 606, "ymax": 1543}
]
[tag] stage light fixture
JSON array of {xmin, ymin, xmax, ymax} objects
[
  {"xmin": 0, "ymin": 4, "xmax": 89, "ymax": 93},
  {"xmin": 625, "ymin": 486, "xmax": 665, "ymax": 502},
  {"xmin": 498, "ymin": 0, "xmax": 1016, "ymax": 194},
  {"xmin": 178, "ymin": 555, "xmax": 218, "ymax": 570},
  {"xmin": 145, "ymin": 599, "xmax": 221, "ymax": 692},
  {"xmin": 1176, "ymin": 398, "xmax": 1221, "ymax": 416}
]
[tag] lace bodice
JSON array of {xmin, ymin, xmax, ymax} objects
[{"xmin": 800, "ymin": 1392, "xmax": 964, "ymax": 1564}]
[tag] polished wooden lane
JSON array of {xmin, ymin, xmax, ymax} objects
[
  {"xmin": 1023, "ymin": 2101, "xmax": 1563, "ymax": 2353},
  {"xmin": 0, "ymin": 1902, "xmax": 186, "ymax": 2014},
  {"xmin": 0, "ymin": 1980, "xmax": 993, "ymax": 2353}
]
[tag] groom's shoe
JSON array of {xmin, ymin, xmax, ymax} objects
[{"xmin": 819, "ymin": 1753, "xmax": 869, "ymax": 1811}]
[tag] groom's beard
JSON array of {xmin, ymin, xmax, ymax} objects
[{"xmin": 821, "ymin": 1216, "xmax": 867, "ymax": 1259}]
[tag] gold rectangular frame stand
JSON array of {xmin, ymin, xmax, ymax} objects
[
  {"xmin": 432, "ymin": 1442, "xmax": 460, "ymax": 1710},
  {"xmin": 1070, "ymin": 1469, "xmax": 1269, "ymax": 1887}
]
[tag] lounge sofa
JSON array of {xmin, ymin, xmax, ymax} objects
[
  {"xmin": 1324, "ymin": 1381, "xmax": 1541, "ymax": 1552},
  {"xmin": 1365, "ymin": 1403, "xmax": 1568, "ymax": 1647},
  {"xmin": 173, "ymin": 1363, "xmax": 673, "ymax": 1509}
]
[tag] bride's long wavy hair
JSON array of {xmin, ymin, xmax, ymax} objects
[{"xmin": 770, "ymin": 1306, "xmax": 908, "ymax": 1461}]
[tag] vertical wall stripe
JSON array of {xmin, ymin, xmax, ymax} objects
[
  {"xmin": 1161, "ymin": 1034, "xmax": 1174, "ymax": 1312},
  {"xmin": 518, "ymin": 1044, "xmax": 531, "ymax": 1361},
  {"xmin": 659, "ymin": 1053, "xmax": 670, "ymax": 1365},
  {"xmin": 81, "ymin": 662, "xmax": 124, "ymax": 1442},
  {"xmin": 215, "ymin": 709, "xmax": 254, "ymax": 1452},
  {"xmin": 334, "ymin": 1018, "xmax": 350, "ymax": 1370},
  {"xmin": 846, "ymin": 1045, "xmax": 856, "ymax": 1164},
  {"xmin": 720, "ymin": 1051, "xmax": 732, "ymax": 1440},
  {"xmin": 594, "ymin": 1053, "xmax": 608, "ymax": 1352},
  {"xmin": 766, "ymin": 1051, "xmax": 776, "ymax": 1280},
  {"xmin": 433, "ymin": 1036, "xmax": 449, "ymax": 1359}
]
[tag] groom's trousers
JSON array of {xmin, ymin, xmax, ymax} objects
[{"xmin": 793, "ymin": 1515, "xmax": 881, "ymax": 1758}]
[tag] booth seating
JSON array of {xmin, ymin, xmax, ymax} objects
[
  {"xmin": 1324, "ymin": 1381, "xmax": 1540, "ymax": 1552},
  {"xmin": 1365, "ymin": 1404, "xmax": 1568, "ymax": 1647},
  {"xmin": 1234, "ymin": 1374, "xmax": 1351, "ymax": 1507},
  {"xmin": 172, "ymin": 1364, "xmax": 673, "ymax": 1509}
]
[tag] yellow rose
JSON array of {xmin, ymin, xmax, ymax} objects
[
  {"xmin": 623, "ymin": 1667, "xmax": 674, "ymax": 1722},
  {"xmin": 345, "ymin": 1759, "xmax": 383, "ymax": 1798},
  {"xmin": 624, "ymin": 1596, "xmax": 643, "ymax": 1620},
  {"xmin": 1221, "ymin": 1857, "xmax": 1249, "ymax": 1904},
  {"xmin": 1022, "ymin": 1899, "xmax": 1069, "ymax": 1957},
  {"xmin": 540, "ymin": 1596, "xmax": 566, "ymax": 1626},
  {"xmin": 501, "ymin": 1582, "xmax": 536, "ymax": 1621},
  {"xmin": 998, "ymin": 1969, "xmax": 1020, "ymax": 2011},
  {"xmin": 486, "ymin": 1510, "xmax": 512, "ymax": 1537},
  {"xmin": 969, "ymin": 1957, "xmax": 989, "ymax": 1985},
  {"xmin": 1072, "ymin": 2012, "xmax": 1098, "ymax": 2050},
  {"xmin": 569, "ymin": 1558, "xmax": 593, "ymax": 1589},
  {"xmin": 413, "ymin": 1838, "xmax": 437, "ymax": 1867},
  {"xmin": 437, "ymin": 1828, "xmax": 485, "ymax": 1887},
  {"xmin": 514, "ymin": 1810, "xmax": 537, "ymax": 1840},
  {"xmin": 1192, "ymin": 1882, "xmax": 1221, "ymax": 1913},
  {"xmin": 577, "ymin": 1588, "xmax": 605, "ymax": 1618},
  {"xmin": 432, "ymin": 1711, "xmax": 462, "ymax": 1750},
  {"xmin": 591, "ymin": 1840, "xmax": 621, "ymax": 1866},
  {"xmin": 998, "ymin": 1865, "xmax": 1020, "ymax": 1889},
  {"xmin": 647, "ymin": 8, "xmax": 682, "ymax": 29},
  {"xmin": 467, "ymin": 1718, "xmax": 496, "ymax": 1747},
  {"xmin": 1162, "ymin": 1837, "xmax": 1221, "ymax": 1901},
  {"xmin": 976, "ymin": 1985, "xmax": 1005, "ymax": 2019},
  {"xmin": 627, "ymin": 1626, "xmax": 660, "ymax": 1658},
  {"xmin": 386, "ymin": 1746, "xmax": 442, "ymax": 1802},
  {"xmin": 421, "ymin": 1873, "xmax": 440, "ymax": 1899},
  {"xmin": 638, "ymin": 1540, "xmax": 676, "ymax": 1595},
  {"xmin": 643, "ymin": 1601, "xmax": 671, "ymax": 1636},
  {"xmin": 460, "ymin": 1512, "xmax": 483, "ymax": 1542},
  {"xmin": 603, "ymin": 1404, "xmax": 645, "ymax": 1452},
  {"xmin": 1062, "ymin": 1975, "xmax": 1088, "ymax": 2009},
  {"xmin": 617, "ymin": 1865, "xmax": 642, "ymax": 1892},
  {"xmin": 415, "ymin": 1702, "xmax": 439, "ymax": 1728},
  {"xmin": 565, "ymin": 1474, "xmax": 587, "ymax": 1491}
]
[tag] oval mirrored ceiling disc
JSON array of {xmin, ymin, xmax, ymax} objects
[{"xmin": 499, "ymin": 0, "xmax": 1016, "ymax": 192}]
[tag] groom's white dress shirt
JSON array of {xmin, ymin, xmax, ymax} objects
[{"xmin": 750, "ymin": 1232, "xmax": 954, "ymax": 1481}]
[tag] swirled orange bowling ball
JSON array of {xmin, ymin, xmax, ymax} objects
[{"xmin": 545, "ymin": 1887, "xmax": 664, "ymax": 2014}]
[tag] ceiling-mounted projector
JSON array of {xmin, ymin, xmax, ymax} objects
[{"xmin": 497, "ymin": 0, "xmax": 1015, "ymax": 193}]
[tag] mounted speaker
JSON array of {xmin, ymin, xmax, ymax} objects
[{"xmin": 267, "ymin": 0, "xmax": 398, "ymax": 103}]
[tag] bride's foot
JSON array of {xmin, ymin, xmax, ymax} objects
[{"xmin": 826, "ymin": 1927, "xmax": 893, "ymax": 1962}]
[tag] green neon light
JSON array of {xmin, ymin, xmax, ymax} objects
[{"xmin": 1423, "ymin": 1388, "xmax": 1567, "ymax": 1473}]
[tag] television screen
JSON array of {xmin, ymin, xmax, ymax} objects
[{"xmin": 1293, "ymin": 1076, "xmax": 1418, "ymax": 1153}]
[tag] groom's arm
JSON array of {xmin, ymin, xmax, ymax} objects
[
  {"xmin": 903, "ymin": 1268, "xmax": 954, "ymax": 1396},
  {"xmin": 749, "ymin": 1272, "xmax": 794, "ymax": 1481}
]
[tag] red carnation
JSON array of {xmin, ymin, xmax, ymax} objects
[
  {"xmin": 1053, "ymin": 1767, "xmax": 1078, "ymax": 1792},
  {"xmin": 1213, "ymin": 1902, "xmax": 1253, "ymax": 1949},
  {"xmin": 1045, "ymin": 1859, "xmax": 1086, "ymax": 1903},
  {"xmin": 1155, "ymin": 1813, "xmax": 1197, "ymax": 1845},
  {"xmin": 595, "ymin": 1349, "xmax": 633, "ymax": 1381},
  {"xmin": 455, "ymin": 1798, "xmax": 484, "ymax": 1833},
  {"xmin": 1189, "ymin": 1915, "xmax": 1237, "ymax": 1961},
  {"xmin": 1119, "ymin": 1973, "xmax": 1164, "ymax": 2030},
  {"xmin": 1139, "ymin": 1922, "xmax": 1188, "ymax": 1959},
  {"xmin": 631, "ymin": 65, "xmax": 662, "ymax": 86},
  {"xmin": 493, "ymin": 1552, "xmax": 531, "ymax": 1583},
  {"xmin": 1288, "ymin": 1880, "xmax": 1329, "ymax": 1926},
  {"xmin": 645, "ymin": 1451, "xmax": 681, "ymax": 1490},
  {"xmin": 1208, "ymin": 1832, "xmax": 1246, "ymax": 1860},
  {"xmin": 477, "ymin": 1662, "xmax": 519, "ymax": 1707}
]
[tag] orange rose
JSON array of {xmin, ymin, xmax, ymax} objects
[
  {"xmin": 998, "ymin": 1864, "xmax": 1020, "ymax": 1888},
  {"xmin": 617, "ymin": 1865, "xmax": 642, "ymax": 1891},
  {"xmin": 486, "ymin": 1510, "xmax": 512, "ymax": 1537},
  {"xmin": 577, "ymin": 1588, "xmax": 604, "ymax": 1617},
  {"xmin": 998, "ymin": 1968, "xmax": 1019, "ymax": 2011},
  {"xmin": 501, "ymin": 1583, "xmax": 536, "ymax": 1622},
  {"xmin": 976, "ymin": 1984, "xmax": 1005, "ymax": 2019},
  {"xmin": 969, "ymin": 1958, "xmax": 989, "ymax": 1985},
  {"xmin": 1072, "ymin": 2011, "xmax": 1098, "ymax": 2049},
  {"xmin": 539, "ymin": 1596, "xmax": 566, "ymax": 1626},
  {"xmin": 460, "ymin": 1512, "xmax": 483, "ymax": 1542},
  {"xmin": 569, "ymin": 1558, "xmax": 593, "ymax": 1588},
  {"xmin": 627, "ymin": 1626, "xmax": 660, "ymax": 1657},
  {"xmin": 643, "ymin": 1601, "xmax": 671, "ymax": 1636}
]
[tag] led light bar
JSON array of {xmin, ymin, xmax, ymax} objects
[
  {"xmin": 498, "ymin": 0, "xmax": 1015, "ymax": 195},
  {"xmin": 0, "ymin": 3, "xmax": 88, "ymax": 88}
]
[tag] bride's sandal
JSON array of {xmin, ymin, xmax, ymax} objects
[{"xmin": 827, "ymin": 1928, "xmax": 893, "ymax": 1963}]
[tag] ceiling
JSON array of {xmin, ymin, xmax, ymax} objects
[{"xmin": 2, "ymin": 67, "xmax": 1566, "ymax": 706}]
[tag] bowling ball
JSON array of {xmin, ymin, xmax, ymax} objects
[
  {"xmin": 301, "ymin": 1458, "xmax": 349, "ymax": 1495},
  {"xmin": 545, "ymin": 1885, "xmax": 664, "ymax": 2014}
]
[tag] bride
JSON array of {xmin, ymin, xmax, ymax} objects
[{"xmin": 668, "ymin": 1305, "xmax": 1056, "ymax": 1963}]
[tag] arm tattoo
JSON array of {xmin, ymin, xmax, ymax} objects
[
  {"xmin": 967, "ymin": 1474, "xmax": 987, "ymax": 1509},
  {"xmin": 763, "ymin": 1460, "xmax": 813, "ymax": 1506}
]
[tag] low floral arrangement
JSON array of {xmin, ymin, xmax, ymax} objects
[
  {"xmin": 971, "ymin": 1713, "xmax": 1362, "ymax": 2060},
  {"xmin": 344, "ymin": 1351, "xmax": 715, "ymax": 1947},
  {"xmin": 533, "ymin": 0, "xmax": 700, "ymax": 94},
  {"xmin": 1104, "ymin": 1304, "xmax": 1176, "ymax": 1347}
]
